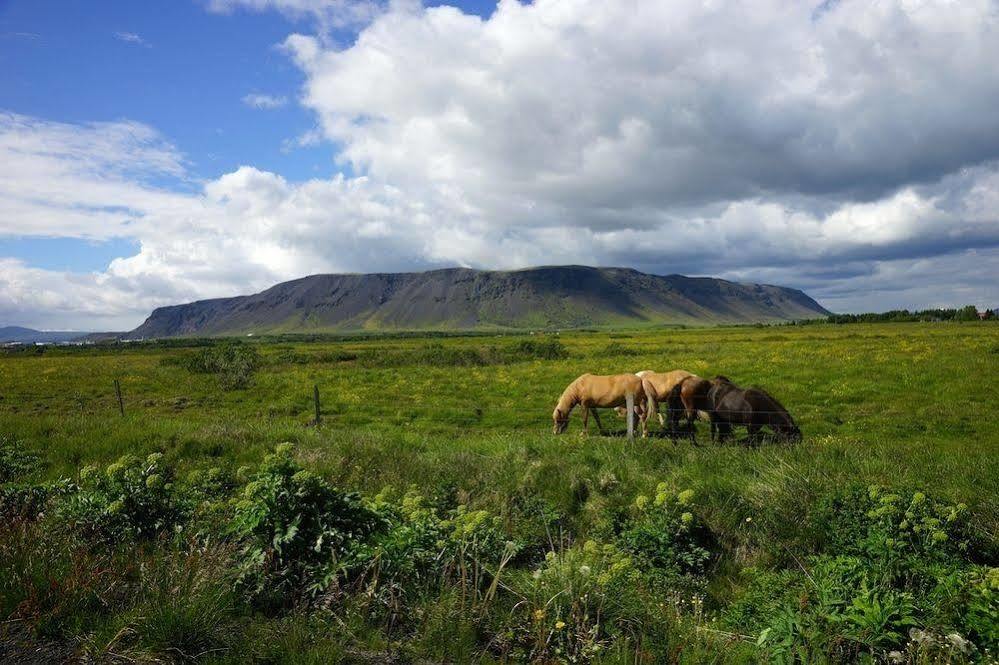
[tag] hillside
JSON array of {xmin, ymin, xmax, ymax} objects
[
  {"xmin": 0, "ymin": 326, "xmax": 85, "ymax": 344},
  {"xmin": 129, "ymin": 266, "xmax": 830, "ymax": 337}
]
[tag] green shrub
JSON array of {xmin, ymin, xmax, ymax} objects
[
  {"xmin": 511, "ymin": 338, "xmax": 568, "ymax": 360},
  {"xmin": 0, "ymin": 436, "xmax": 40, "ymax": 482},
  {"xmin": 346, "ymin": 488, "xmax": 515, "ymax": 621},
  {"xmin": 232, "ymin": 443, "xmax": 385, "ymax": 609},
  {"xmin": 811, "ymin": 485, "xmax": 975, "ymax": 565},
  {"xmin": 618, "ymin": 485, "xmax": 714, "ymax": 584},
  {"xmin": 725, "ymin": 486, "xmax": 994, "ymax": 662},
  {"xmin": 186, "ymin": 342, "xmax": 261, "ymax": 390},
  {"xmin": 58, "ymin": 453, "xmax": 184, "ymax": 543}
]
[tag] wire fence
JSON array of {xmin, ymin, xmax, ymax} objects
[{"xmin": 0, "ymin": 378, "xmax": 984, "ymax": 440}]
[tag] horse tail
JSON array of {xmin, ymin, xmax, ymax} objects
[{"xmin": 641, "ymin": 378, "xmax": 656, "ymax": 422}]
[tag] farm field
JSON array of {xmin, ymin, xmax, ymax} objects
[{"xmin": 1, "ymin": 322, "xmax": 998, "ymax": 663}]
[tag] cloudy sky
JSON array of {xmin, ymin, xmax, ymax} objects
[{"xmin": 2, "ymin": 0, "xmax": 999, "ymax": 330}]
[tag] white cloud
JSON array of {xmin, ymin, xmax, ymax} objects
[
  {"xmin": 206, "ymin": 0, "xmax": 384, "ymax": 31},
  {"xmin": 5, "ymin": 0, "xmax": 999, "ymax": 328},
  {"xmin": 242, "ymin": 93, "xmax": 289, "ymax": 109},
  {"xmin": 114, "ymin": 31, "xmax": 150, "ymax": 47}
]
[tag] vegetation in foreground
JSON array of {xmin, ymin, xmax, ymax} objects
[{"xmin": 0, "ymin": 322, "xmax": 997, "ymax": 663}]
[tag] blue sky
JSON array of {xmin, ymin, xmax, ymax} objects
[{"xmin": 1, "ymin": 0, "xmax": 999, "ymax": 329}]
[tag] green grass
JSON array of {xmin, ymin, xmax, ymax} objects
[{"xmin": 1, "ymin": 322, "xmax": 997, "ymax": 662}]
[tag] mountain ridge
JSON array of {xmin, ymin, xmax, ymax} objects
[{"xmin": 129, "ymin": 265, "xmax": 830, "ymax": 338}]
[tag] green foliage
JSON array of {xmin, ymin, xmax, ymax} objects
[
  {"xmin": 58, "ymin": 453, "xmax": 183, "ymax": 543},
  {"xmin": 507, "ymin": 540, "xmax": 644, "ymax": 662},
  {"xmin": 727, "ymin": 486, "xmax": 995, "ymax": 662},
  {"xmin": 232, "ymin": 443, "xmax": 385, "ymax": 609},
  {"xmin": 347, "ymin": 487, "xmax": 514, "ymax": 618},
  {"xmin": 812, "ymin": 484, "xmax": 974, "ymax": 564},
  {"xmin": 1, "ymin": 322, "xmax": 998, "ymax": 662},
  {"xmin": 185, "ymin": 341, "xmax": 261, "ymax": 389},
  {"xmin": 0, "ymin": 436, "xmax": 40, "ymax": 482},
  {"xmin": 618, "ymin": 485, "xmax": 714, "ymax": 583}
]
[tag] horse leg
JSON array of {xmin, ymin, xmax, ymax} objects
[
  {"xmin": 746, "ymin": 423, "xmax": 761, "ymax": 446},
  {"xmin": 582, "ymin": 407, "xmax": 589, "ymax": 436},
  {"xmin": 718, "ymin": 422, "xmax": 731, "ymax": 444},
  {"xmin": 591, "ymin": 407, "xmax": 606, "ymax": 436}
]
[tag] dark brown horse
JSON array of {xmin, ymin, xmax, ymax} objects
[
  {"xmin": 665, "ymin": 375, "xmax": 713, "ymax": 442},
  {"xmin": 705, "ymin": 376, "xmax": 802, "ymax": 444}
]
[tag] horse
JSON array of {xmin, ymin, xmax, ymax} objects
[
  {"xmin": 613, "ymin": 370, "xmax": 694, "ymax": 428},
  {"xmin": 705, "ymin": 376, "xmax": 802, "ymax": 444},
  {"xmin": 665, "ymin": 375, "xmax": 714, "ymax": 441},
  {"xmin": 553, "ymin": 373, "xmax": 654, "ymax": 437}
]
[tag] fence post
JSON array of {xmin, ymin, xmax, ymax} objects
[
  {"xmin": 626, "ymin": 393, "xmax": 634, "ymax": 441},
  {"xmin": 114, "ymin": 379, "xmax": 125, "ymax": 417},
  {"xmin": 313, "ymin": 384, "xmax": 321, "ymax": 426}
]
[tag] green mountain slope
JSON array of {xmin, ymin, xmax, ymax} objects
[{"xmin": 129, "ymin": 266, "xmax": 830, "ymax": 337}]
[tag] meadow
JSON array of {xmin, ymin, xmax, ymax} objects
[{"xmin": 1, "ymin": 322, "xmax": 997, "ymax": 663}]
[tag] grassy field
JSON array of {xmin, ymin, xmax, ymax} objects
[{"xmin": 1, "ymin": 322, "xmax": 997, "ymax": 663}]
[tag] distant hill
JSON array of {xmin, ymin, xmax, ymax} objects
[
  {"xmin": 129, "ymin": 266, "xmax": 830, "ymax": 338},
  {"xmin": 0, "ymin": 326, "xmax": 85, "ymax": 344}
]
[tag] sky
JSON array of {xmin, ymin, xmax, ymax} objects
[{"xmin": 2, "ymin": 0, "xmax": 999, "ymax": 331}]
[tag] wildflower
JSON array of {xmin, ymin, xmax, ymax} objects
[
  {"xmin": 533, "ymin": 609, "xmax": 545, "ymax": 622},
  {"xmin": 555, "ymin": 621, "xmax": 566, "ymax": 630},
  {"xmin": 579, "ymin": 565, "xmax": 591, "ymax": 576},
  {"xmin": 145, "ymin": 473, "xmax": 164, "ymax": 490},
  {"xmin": 677, "ymin": 489, "xmax": 695, "ymax": 505},
  {"xmin": 681, "ymin": 512, "xmax": 694, "ymax": 526},
  {"xmin": 887, "ymin": 651, "xmax": 904, "ymax": 663},
  {"xmin": 946, "ymin": 633, "xmax": 972, "ymax": 654},
  {"xmin": 745, "ymin": 516, "xmax": 753, "ymax": 523},
  {"xmin": 635, "ymin": 495, "xmax": 649, "ymax": 510}
]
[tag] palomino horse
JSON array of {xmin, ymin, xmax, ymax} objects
[
  {"xmin": 553, "ymin": 373, "xmax": 653, "ymax": 437},
  {"xmin": 705, "ymin": 376, "xmax": 802, "ymax": 444},
  {"xmin": 614, "ymin": 370, "xmax": 694, "ymax": 426}
]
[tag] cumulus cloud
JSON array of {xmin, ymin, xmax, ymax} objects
[
  {"xmin": 4, "ymin": 0, "xmax": 999, "ymax": 329},
  {"xmin": 242, "ymin": 93, "xmax": 289, "ymax": 109}
]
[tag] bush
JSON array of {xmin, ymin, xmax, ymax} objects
[
  {"xmin": 232, "ymin": 444, "xmax": 385, "ymax": 610},
  {"xmin": 186, "ymin": 342, "xmax": 260, "ymax": 390},
  {"xmin": 0, "ymin": 436, "xmax": 40, "ymax": 482},
  {"xmin": 58, "ymin": 453, "xmax": 184, "ymax": 543},
  {"xmin": 618, "ymin": 485, "xmax": 714, "ymax": 584},
  {"xmin": 724, "ymin": 485, "xmax": 995, "ymax": 662},
  {"xmin": 347, "ymin": 488, "xmax": 515, "ymax": 619}
]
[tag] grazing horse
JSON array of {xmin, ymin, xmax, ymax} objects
[
  {"xmin": 614, "ymin": 370, "xmax": 694, "ymax": 428},
  {"xmin": 706, "ymin": 376, "xmax": 802, "ymax": 444},
  {"xmin": 665, "ymin": 375, "xmax": 714, "ymax": 441},
  {"xmin": 553, "ymin": 373, "xmax": 653, "ymax": 437}
]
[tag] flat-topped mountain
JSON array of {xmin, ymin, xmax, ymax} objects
[{"xmin": 129, "ymin": 266, "xmax": 830, "ymax": 337}]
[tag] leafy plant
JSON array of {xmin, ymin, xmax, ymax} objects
[
  {"xmin": 58, "ymin": 453, "xmax": 184, "ymax": 543},
  {"xmin": 618, "ymin": 485, "xmax": 714, "ymax": 583},
  {"xmin": 232, "ymin": 443, "xmax": 385, "ymax": 609}
]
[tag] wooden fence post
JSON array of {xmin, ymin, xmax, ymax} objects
[
  {"xmin": 626, "ymin": 393, "xmax": 634, "ymax": 441},
  {"xmin": 313, "ymin": 384, "xmax": 321, "ymax": 426},
  {"xmin": 114, "ymin": 379, "xmax": 124, "ymax": 417}
]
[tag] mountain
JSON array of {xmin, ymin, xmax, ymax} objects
[
  {"xmin": 129, "ymin": 266, "xmax": 830, "ymax": 338},
  {"xmin": 0, "ymin": 326, "xmax": 85, "ymax": 344}
]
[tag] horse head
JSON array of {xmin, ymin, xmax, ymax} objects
[{"xmin": 552, "ymin": 406, "xmax": 569, "ymax": 434}]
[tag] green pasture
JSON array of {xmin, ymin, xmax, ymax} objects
[{"xmin": 1, "ymin": 322, "xmax": 997, "ymax": 662}]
